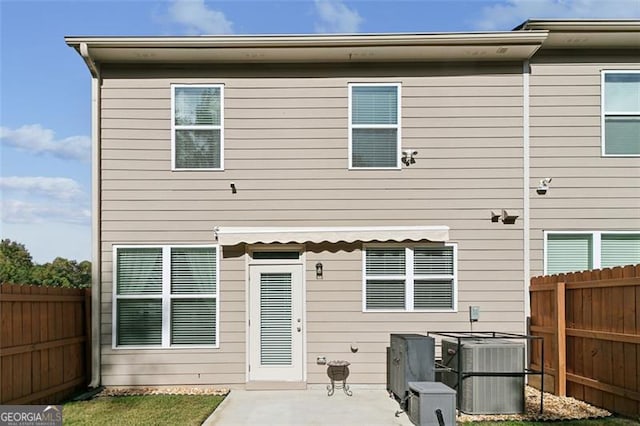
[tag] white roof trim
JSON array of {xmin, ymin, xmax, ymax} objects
[{"xmin": 214, "ymin": 226, "xmax": 449, "ymax": 246}]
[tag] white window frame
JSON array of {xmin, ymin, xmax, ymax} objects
[
  {"xmin": 361, "ymin": 243, "xmax": 457, "ymax": 312},
  {"xmin": 171, "ymin": 84, "xmax": 225, "ymax": 171},
  {"xmin": 348, "ymin": 82, "xmax": 402, "ymax": 170},
  {"xmin": 543, "ymin": 230, "xmax": 640, "ymax": 275},
  {"xmin": 112, "ymin": 244, "xmax": 220, "ymax": 349},
  {"xmin": 601, "ymin": 70, "xmax": 640, "ymax": 157}
]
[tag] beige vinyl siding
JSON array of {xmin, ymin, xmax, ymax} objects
[
  {"xmin": 100, "ymin": 252, "xmax": 246, "ymax": 386},
  {"xmin": 529, "ymin": 53, "xmax": 640, "ymax": 276},
  {"xmin": 99, "ymin": 62, "xmax": 525, "ymax": 386}
]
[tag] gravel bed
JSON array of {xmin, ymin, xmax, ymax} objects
[
  {"xmin": 98, "ymin": 387, "xmax": 229, "ymax": 397},
  {"xmin": 457, "ymin": 386, "xmax": 612, "ymax": 423}
]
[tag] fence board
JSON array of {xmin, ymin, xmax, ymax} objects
[
  {"xmin": 0, "ymin": 284, "xmax": 90, "ymax": 405},
  {"xmin": 530, "ymin": 265, "xmax": 640, "ymax": 418}
]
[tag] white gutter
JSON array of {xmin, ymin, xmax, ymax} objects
[
  {"xmin": 65, "ymin": 32, "xmax": 547, "ymax": 64},
  {"xmin": 516, "ymin": 19, "xmax": 640, "ymax": 31},
  {"xmin": 66, "ymin": 31, "xmax": 549, "ymax": 48},
  {"xmin": 80, "ymin": 42, "xmax": 101, "ymax": 388},
  {"xmin": 523, "ymin": 59, "xmax": 531, "ymax": 324}
]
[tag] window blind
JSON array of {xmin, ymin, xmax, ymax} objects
[
  {"xmin": 547, "ymin": 234, "xmax": 593, "ymax": 274},
  {"xmin": 174, "ymin": 87, "xmax": 221, "ymax": 126},
  {"xmin": 413, "ymin": 247, "xmax": 454, "ymax": 309},
  {"xmin": 352, "ymin": 86, "xmax": 397, "ymax": 125},
  {"xmin": 350, "ymin": 84, "xmax": 399, "ymax": 168},
  {"xmin": 260, "ymin": 273, "xmax": 292, "ymax": 365},
  {"xmin": 604, "ymin": 118, "xmax": 640, "ymax": 155},
  {"xmin": 366, "ymin": 279, "xmax": 405, "ymax": 309},
  {"xmin": 175, "ymin": 129, "xmax": 221, "ymax": 169},
  {"xmin": 414, "ymin": 280, "xmax": 453, "ymax": 309},
  {"xmin": 352, "ymin": 129, "xmax": 398, "ymax": 168},
  {"xmin": 117, "ymin": 299, "xmax": 162, "ymax": 346},
  {"xmin": 366, "ymin": 248, "xmax": 405, "ymax": 275},
  {"xmin": 117, "ymin": 248, "xmax": 162, "ymax": 295},
  {"xmin": 171, "ymin": 299, "xmax": 216, "ymax": 345},
  {"xmin": 171, "ymin": 247, "xmax": 217, "ymax": 294},
  {"xmin": 601, "ymin": 234, "xmax": 640, "ymax": 268},
  {"xmin": 115, "ymin": 245, "xmax": 218, "ymax": 348},
  {"xmin": 414, "ymin": 247, "xmax": 454, "ymax": 275},
  {"xmin": 603, "ymin": 73, "xmax": 640, "ymax": 155},
  {"xmin": 364, "ymin": 246, "xmax": 456, "ymax": 311}
]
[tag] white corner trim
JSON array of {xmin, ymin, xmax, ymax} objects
[
  {"xmin": 523, "ymin": 60, "xmax": 531, "ymax": 321},
  {"xmin": 90, "ymin": 73, "xmax": 102, "ymax": 388}
]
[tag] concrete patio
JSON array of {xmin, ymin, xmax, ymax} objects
[{"xmin": 203, "ymin": 386, "xmax": 413, "ymax": 426}]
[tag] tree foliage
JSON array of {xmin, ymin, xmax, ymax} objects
[{"xmin": 0, "ymin": 239, "xmax": 91, "ymax": 288}]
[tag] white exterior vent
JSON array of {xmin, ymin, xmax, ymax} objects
[{"xmin": 441, "ymin": 338, "xmax": 525, "ymax": 414}]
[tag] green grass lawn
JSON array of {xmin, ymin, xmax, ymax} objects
[
  {"xmin": 63, "ymin": 394, "xmax": 225, "ymax": 426},
  {"xmin": 465, "ymin": 419, "xmax": 639, "ymax": 426}
]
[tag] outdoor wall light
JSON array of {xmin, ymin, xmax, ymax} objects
[
  {"xmin": 501, "ymin": 209, "xmax": 519, "ymax": 224},
  {"xmin": 401, "ymin": 149, "xmax": 418, "ymax": 166},
  {"xmin": 491, "ymin": 210, "xmax": 520, "ymax": 224},
  {"xmin": 537, "ymin": 178, "xmax": 552, "ymax": 195},
  {"xmin": 230, "ymin": 182, "xmax": 237, "ymax": 194},
  {"xmin": 316, "ymin": 262, "xmax": 323, "ymax": 279}
]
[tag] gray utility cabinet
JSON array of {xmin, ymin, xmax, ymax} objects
[
  {"xmin": 387, "ymin": 334, "xmax": 435, "ymax": 406},
  {"xmin": 408, "ymin": 382, "xmax": 456, "ymax": 426},
  {"xmin": 440, "ymin": 338, "xmax": 525, "ymax": 414}
]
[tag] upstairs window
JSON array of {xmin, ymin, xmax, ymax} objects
[
  {"xmin": 363, "ymin": 245, "xmax": 457, "ymax": 312},
  {"xmin": 602, "ymin": 72, "xmax": 640, "ymax": 156},
  {"xmin": 172, "ymin": 85, "xmax": 224, "ymax": 170},
  {"xmin": 349, "ymin": 83, "xmax": 401, "ymax": 169}
]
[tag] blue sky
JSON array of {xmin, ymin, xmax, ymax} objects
[{"xmin": 1, "ymin": 0, "xmax": 639, "ymax": 263}]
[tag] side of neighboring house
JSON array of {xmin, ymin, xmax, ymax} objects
[
  {"xmin": 66, "ymin": 20, "xmax": 639, "ymax": 388},
  {"xmin": 524, "ymin": 21, "xmax": 640, "ymax": 276}
]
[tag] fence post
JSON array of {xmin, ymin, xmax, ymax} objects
[{"xmin": 555, "ymin": 281, "xmax": 566, "ymax": 396}]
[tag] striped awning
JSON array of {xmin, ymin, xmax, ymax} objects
[{"xmin": 213, "ymin": 226, "xmax": 449, "ymax": 246}]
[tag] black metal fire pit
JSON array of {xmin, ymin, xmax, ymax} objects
[{"xmin": 326, "ymin": 360, "xmax": 353, "ymax": 396}]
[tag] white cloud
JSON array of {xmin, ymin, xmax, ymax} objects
[
  {"xmin": 0, "ymin": 124, "xmax": 90, "ymax": 162},
  {"xmin": 315, "ymin": 0, "xmax": 363, "ymax": 33},
  {"xmin": 168, "ymin": 0, "xmax": 233, "ymax": 34},
  {"xmin": 0, "ymin": 199, "xmax": 90, "ymax": 225},
  {"xmin": 0, "ymin": 177, "xmax": 89, "ymax": 226},
  {"xmin": 0, "ymin": 176, "xmax": 84, "ymax": 200},
  {"xmin": 476, "ymin": 0, "xmax": 640, "ymax": 30}
]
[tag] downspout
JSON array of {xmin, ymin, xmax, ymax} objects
[
  {"xmin": 522, "ymin": 59, "xmax": 531, "ymax": 325},
  {"xmin": 80, "ymin": 42, "xmax": 101, "ymax": 388}
]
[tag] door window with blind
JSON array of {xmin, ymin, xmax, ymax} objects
[
  {"xmin": 349, "ymin": 83, "xmax": 401, "ymax": 169},
  {"xmin": 172, "ymin": 84, "xmax": 224, "ymax": 170},
  {"xmin": 545, "ymin": 232, "xmax": 640, "ymax": 275},
  {"xmin": 601, "ymin": 71, "xmax": 640, "ymax": 156},
  {"xmin": 363, "ymin": 245, "xmax": 457, "ymax": 312},
  {"xmin": 113, "ymin": 245, "xmax": 218, "ymax": 348}
]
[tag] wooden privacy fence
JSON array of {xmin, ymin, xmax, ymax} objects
[
  {"xmin": 0, "ymin": 284, "xmax": 91, "ymax": 404},
  {"xmin": 529, "ymin": 265, "xmax": 640, "ymax": 418}
]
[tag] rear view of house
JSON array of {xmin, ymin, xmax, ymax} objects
[{"xmin": 65, "ymin": 19, "xmax": 639, "ymax": 389}]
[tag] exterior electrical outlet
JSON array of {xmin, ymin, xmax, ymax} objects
[{"xmin": 469, "ymin": 306, "xmax": 480, "ymax": 322}]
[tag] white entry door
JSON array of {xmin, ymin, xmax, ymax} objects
[{"xmin": 249, "ymin": 264, "xmax": 304, "ymax": 382}]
